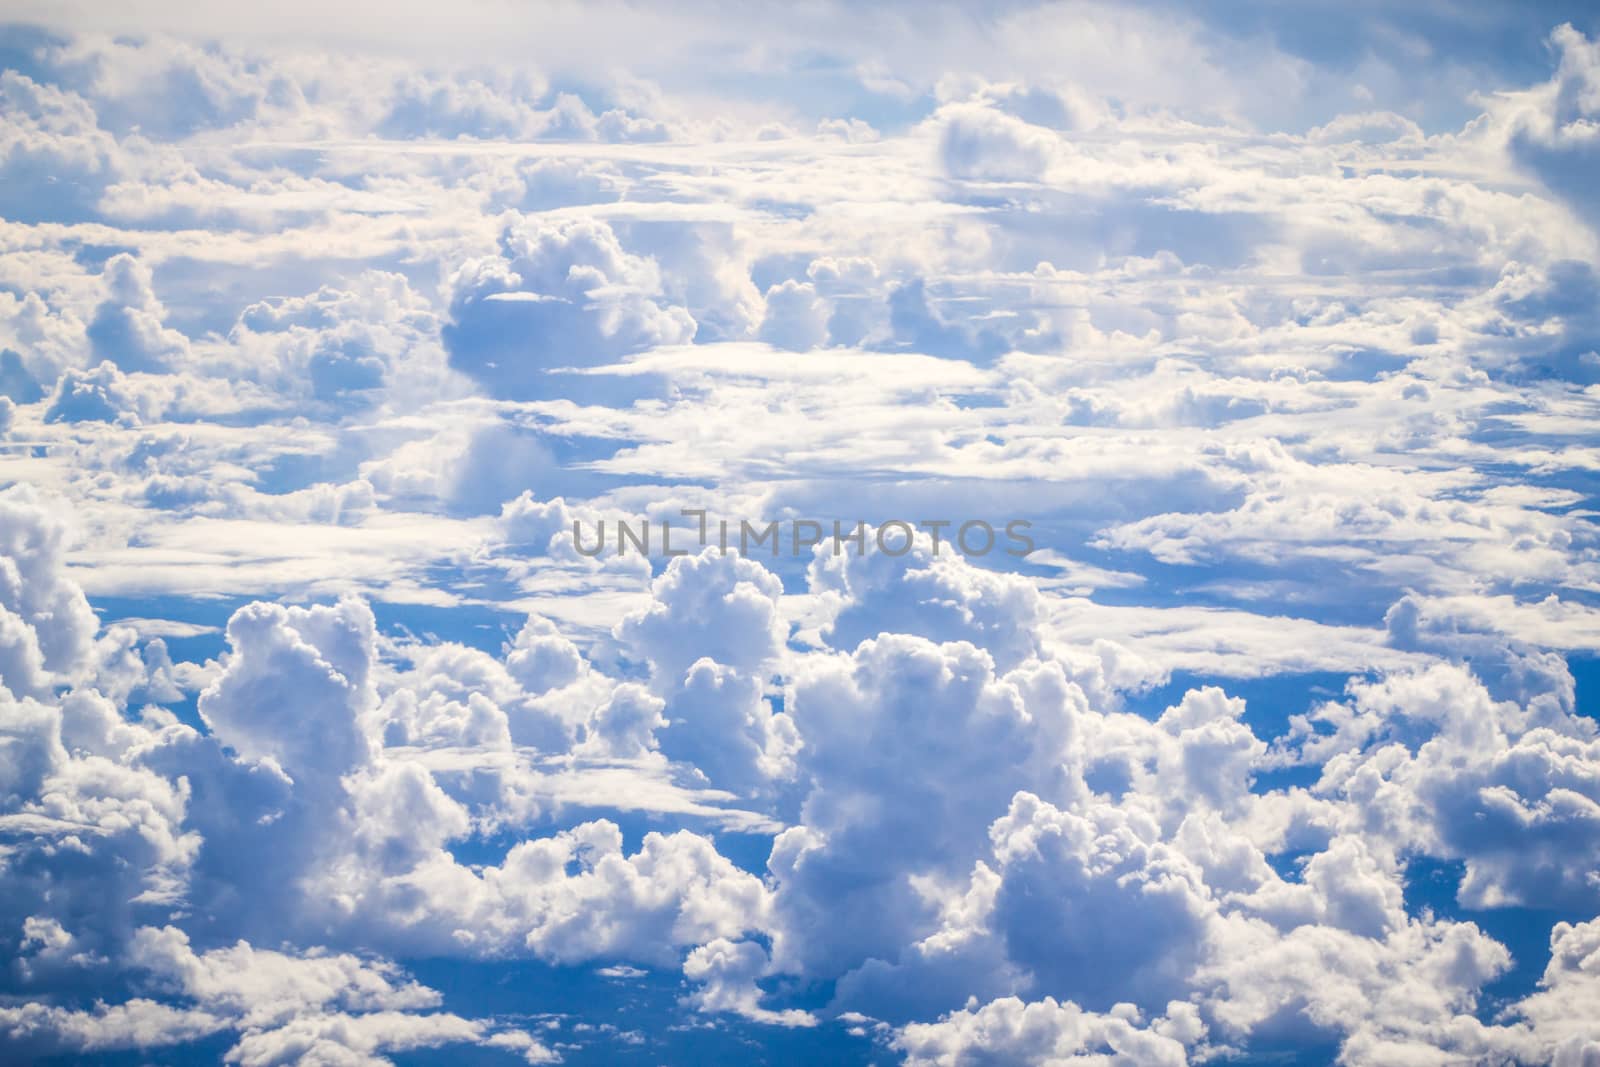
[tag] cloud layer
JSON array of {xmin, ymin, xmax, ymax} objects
[{"xmin": 2, "ymin": 8, "xmax": 1600, "ymax": 1066}]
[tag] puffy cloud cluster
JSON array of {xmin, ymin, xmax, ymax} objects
[
  {"xmin": 87, "ymin": 254, "xmax": 189, "ymax": 374},
  {"xmin": 0, "ymin": 69, "xmax": 119, "ymax": 223},
  {"xmin": 4, "ymin": 12, "xmax": 1600, "ymax": 1067},
  {"xmin": 0, "ymin": 484, "xmax": 99, "ymax": 696},
  {"xmin": 936, "ymin": 101, "xmax": 1061, "ymax": 182},
  {"xmin": 445, "ymin": 215, "xmax": 696, "ymax": 399},
  {"xmin": 614, "ymin": 550, "xmax": 798, "ymax": 794},
  {"xmin": 1, "ymin": 922, "xmax": 556, "ymax": 1064},
  {"xmin": 896, "ymin": 996, "xmax": 1202, "ymax": 1067},
  {"xmin": 1279, "ymin": 664, "xmax": 1600, "ymax": 912},
  {"xmin": 226, "ymin": 271, "xmax": 458, "ymax": 409},
  {"xmin": 7, "ymin": 425, "xmax": 1600, "ymax": 1065},
  {"xmin": 0, "ymin": 492, "xmax": 783, "ymax": 1059},
  {"xmin": 1503, "ymin": 24, "xmax": 1600, "ymax": 231},
  {"xmin": 380, "ymin": 72, "xmax": 671, "ymax": 143}
]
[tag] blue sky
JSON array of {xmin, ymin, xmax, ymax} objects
[{"xmin": 2, "ymin": 2, "xmax": 1600, "ymax": 1064}]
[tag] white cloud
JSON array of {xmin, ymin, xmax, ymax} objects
[
  {"xmin": 444, "ymin": 215, "xmax": 695, "ymax": 399},
  {"xmin": 683, "ymin": 938, "xmax": 816, "ymax": 1027},
  {"xmin": 4, "ymin": 15, "xmax": 1600, "ymax": 1065},
  {"xmin": 87, "ymin": 254, "xmax": 189, "ymax": 374},
  {"xmin": 0, "ymin": 484, "xmax": 100, "ymax": 695},
  {"xmin": 895, "ymin": 996, "xmax": 1202, "ymax": 1067},
  {"xmin": 1501, "ymin": 25, "xmax": 1600, "ymax": 233}
]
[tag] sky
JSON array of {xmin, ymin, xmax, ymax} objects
[{"xmin": 1, "ymin": 2, "xmax": 1600, "ymax": 1065}]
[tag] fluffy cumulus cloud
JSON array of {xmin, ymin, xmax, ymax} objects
[
  {"xmin": 3, "ymin": 5, "xmax": 1600, "ymax": 1066},
  {"xmin": 0, "ymin": 484, "xmax": 99, "ymax": 696},
  {"xmin": 225, "ymin": 270, "xmax": 457, "ymax": 409},
  {"xmin": 86, "ymin": 254, "xmax": 190, "ymax": 374},
  {"xmin": 0, "ymin": 920, "xmax": 555, "ymax": 1064},
  {"xmin": 445, "ymin": 215, "xmax": 696, "ymax": 400},
  {"xmin": 1502, "ymin": 25, "xmax": 1600, "ymax": 232}
]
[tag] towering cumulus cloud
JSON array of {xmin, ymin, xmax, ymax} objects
[{"xmin": 2, "ymin": 5, "xmax": 1600, "ymax": 1065}]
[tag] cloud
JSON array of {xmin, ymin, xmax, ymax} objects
[
  {"xmin": 0, "ymin": 999, "xmax": 226, "ymax": 1056},
  {"xmin": 936, "ymin": 101, "xmax": 1059, "ymax": 182},
  {"xmin": 43, "ymin": 360, "xmax": 140, "ymax": 424},
  {"xmin": 808, "ymin": 529, "xmax": 1044, "ymax": 671},
  {"xmin": 985, "ymin": 791, "xmax": 1216, "ymax": 1011},
  {"xmin": 3, "ymin": 15, "xmax": 1600, "ymax": 1066},
  {"xmin": 2, "ymin": 922, "xmax": 546, "ymax": 1065},
  {"xmin": 1509, "ymin": 918, "xmax": 1600, "ymax": 1061},
  {"xmin": 769, "ymin": 635, "xmax": 1081, "ymax": 997},
  {"xmin": 682, "ymin": 938, "xmax": 815, "ymax": 1027},
  {"xmin": 225, "ymin": 270, "xmax": 460, "ymax": 409},
  {"xmin": 1504, "ymin": 25, "xmax": 1600, "ymax": 233},
  {"xmin": 895, "ymin": 996, "xmax": 1203, "ymax": 1067},
  {"xmin": 0, "ymin": 70, "xmax": 119, "ymax": 223},
  {"xmin": 198, "ymin": 597, "xmax": 377, "ymax": 784},
  {"xmin": 0, "ymin": 484, "xmax": 99, "ymax": 695},
  {"xmin": 125, "ymin": 924, "xmax": 441, "ymax": 1027},
  {"xmin": 617, "ymin": 549, "xmax": 786, "ymax": 687},
  {"xmin": 757, "ymin": 279, "xmax": 829, "ymax": 351},
  {"xmin": 1282, "ymin": 663, "xmax": 1600, "ymax": 913},
  {"xmin": 86, "ymin": 254, "xmax": 189, "ymax": 374},
  {"xmin": 443, "ymin": 215, "xmax": 695, "ymax": 400}
]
